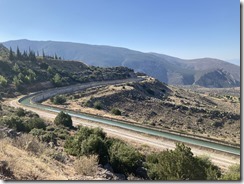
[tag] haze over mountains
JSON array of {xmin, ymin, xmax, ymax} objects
[{"xmin": 3, "ymin": 39, "xmax": 240, "ymax": 88}]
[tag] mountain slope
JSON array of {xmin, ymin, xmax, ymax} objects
[
  {"xmin": 3, "ymin": 39, "xmax": 240, "ymax": 87},
  {"xmin": 0, "ymin": 44, "xmax": 135, "ymax": 98}
]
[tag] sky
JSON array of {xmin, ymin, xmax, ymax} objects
[{"xmin": 0, "ymin": 0, "xmax": 240, "ymax": 61}]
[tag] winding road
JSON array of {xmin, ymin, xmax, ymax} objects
[{"xmin": 6, "ymin": 78, "xmax": 240, "ymax": 170}]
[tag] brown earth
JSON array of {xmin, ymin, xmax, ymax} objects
[{"xmin": 45, "ymin": 77, "xmax": 240, "ymax": 145}]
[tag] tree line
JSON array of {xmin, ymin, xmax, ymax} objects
[{"xmin": 9, "ymin": 46, "xmax": 61, "ymax": 61}]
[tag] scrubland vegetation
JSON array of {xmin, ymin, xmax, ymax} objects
[{"xmin": 0, "ymin": 106, "xmax": 240, "ymax": 180}]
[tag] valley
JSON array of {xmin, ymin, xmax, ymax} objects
[{"xmin": 0, "ymin": 43, "xmax": 240, "ymax": 180}]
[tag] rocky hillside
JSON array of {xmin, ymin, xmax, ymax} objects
[
  {"xmin": 49, "ymin": 77, "xmax": 240, "ymax": 145},
  {"xmin": 3, "ymin": 39, "xmax": 240, "ymax": 88}
]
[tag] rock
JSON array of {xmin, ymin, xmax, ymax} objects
[
  {"xmin": 103, "ymin": 163, "xmax": 114, "ymax": 173},
  {"xmin": 102, "ymin": 170, "xmax": 114, "ymax": 180},
  {"xmin": 7, "ymin": 129, "xmax": 17, "ymax": 138}
]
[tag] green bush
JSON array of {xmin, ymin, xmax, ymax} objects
[
  {"xmin": 108, "ymin": 140, "xmax": 143, "ymax": 174},
  {"xmin": 111, "ymin": 108, "xmax": 121, "ymax": 115},
  {"xmin": 15, "ymin": 107, "xmax": 26, "ymax": 117},
  {"xmin": 94, "ymin": 101, "xmax": 102, "ymax": 110},
  {"xmin": 64, "ymin": 126, "xmax": 108, "ymax": 164},
  {"xmin": 221, "ymin": 164, "xmax": 240, "ymax": 180},
  {"xmin": 29, "ymin": 128, "xmax": 45, "ymax": 136},
  {"xmin": 50, "ymin": 95, "xmax": 66, "ymax": 105},
  {"xmin": 0, "ymin": 116, "xmax": 26, "ymax": 132},
  {"xmin": 25, "ymin": 117, "xmax": 46, "ymax": 132},
  {"xmin": 0, "ymin": 75, "xmax": 7, "ymax": 87},
  {"xmin": 40, "ymin": 131, "xmax": 57, "ymax": 144},
  {"xmin": 54, "ymin": 111, "xmax": 73, "ymax": 128},
  {"xmin": 53, "ymin": 127, "xmax": 69, "ymax": 139},
  {"xmin": 146, "ymin": 143, "xmax": 221, "ymax": 180}
]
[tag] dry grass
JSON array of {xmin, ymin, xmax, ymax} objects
[
  {"xmin": 74, "ymin": 155, "xmax": 98, "ymax": 176},
  {"xmin": 0, "ymin": 135, "xmax": 77, "ymax": 180}
]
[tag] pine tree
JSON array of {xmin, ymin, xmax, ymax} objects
[
  {"xmin": 54, "ymin": 53, "xmax": 58, "ymax": 60},
  {"xmin": 23, "ymin": 50, "xmax": 28, "ymax": 60},
  {"xmin": 29, "ymin": 49, "xmax": 36, "ymax": 61},
  {"xmin": 16, "ymin": 46, "xmax": 22, "ymax": 60},
  {"xmin": 42, "ymin": 49, "xmax": 45, "ymax": 59},
  {"xmin": 9, "ymin": 47, "xmax": 14, "ymax": 60}
]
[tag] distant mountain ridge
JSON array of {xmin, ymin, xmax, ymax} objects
[{"xmin": 2, "ymin": 39, "xmax": 240, "ymax": 88}]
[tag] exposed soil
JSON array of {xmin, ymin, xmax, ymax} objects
[{"xmin": 44, "ymin": 77, "xmax": 240, "ymax": 145}]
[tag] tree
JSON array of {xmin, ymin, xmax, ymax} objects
[
  {"xmin": 12, "ymin": 63, "xmax": 20, "ymax": 73},
  {"xmin": 16, "ymin": 46, "xmax": 22, "ymax": 60},
  {"xmin": 28, "ymin": 49, "xmax": 36, "ymax": 61},
  {"xmin": 54, "ymin": 111, "xmax": 73, "ymax": 128},
  {"xmin": 0, "ymin": 75, "xmax": 7, "ymax": 87},
  {"xmin": 42, "ymin": 49, "xmax": 45, "ymax": 59},
  {"xmin": 9, "ymin": 47, "xmax": 14, "ymax": 60},
  {"xmin": 27, "ymin": 69, "xmax": 36, "ymax": 82},
  {"xmin": 52, "ymin": 73, "xmax": 63, "ymax": 86},
  {"xmin": 54, "ymin": 53, "xmax": 58, "ymax": 60},
  {"xmin": 13, "ymin": 76, "xmax": 21, "ymax": 88},
  {"xmin": 22, "ymin": 50, "xmax": 28, "ymax": 60},
  {"xmin": 47, "ymin": 66, "xmax": 54, "ymax": 74}
]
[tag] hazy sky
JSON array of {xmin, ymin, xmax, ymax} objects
[{"xmin": 0, "ymin": 0, "xmax": 240, "ymax": 61}]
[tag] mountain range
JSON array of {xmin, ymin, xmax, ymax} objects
[{"xmin": 2, "ymin": 39, "xmax": 240, "ymax": 88}]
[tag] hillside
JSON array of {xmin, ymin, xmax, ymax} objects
[
  {"xmin": 0, "ymin": 104, "xmax": 239, "ymax": 180},
  {"xmin": 2, "ymin": 39, "xmax": 240, "ymax": 88},
  {"xmin": 0, "ymin": 44, "xmax": 135, "ymax": 98},
  {"xmin": 44, "ymin": 76, "xmax": 240, "ymax": 145},
  {"xmin": 0, "ymin": 43, "xmax": 240, "ymax": 181}
]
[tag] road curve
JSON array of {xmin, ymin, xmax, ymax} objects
[
  {"xmin": 16, "ymin": 79, "xmax": 240, "ymax": 156},
  {"xmin": 8, "ymin": 96, "xmax": 240, "ymax": 170}
]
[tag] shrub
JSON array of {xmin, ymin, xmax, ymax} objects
[
  {"xmin": 146, "ymin": 143, "xmax": 221, "ymax": 180},
  {"xmin": 0, "ymin": 116, "xmax": 27, "ymax": 132},
  {"xmin": 212, "ymin": 121, "xmax": 224, "ymax": 128},
  {"xmin": 13, "ymin": 134, "xmax": 45, "ymax": 155},
  {"xmin": 50, "ymin": 95, "xmax": 66, "ymax": 105},
  {"xmin": 221, "ymin": 164, "xmax": 240, "ymax": 180},
  {"xmin": 111, "ymin": 108, "xmax": 121, "ymax": 116},
  {"xmin": 108, "ymin": 140, "xmax": 143, "ymax": 175},
  {"xmin": 74, "ymin": 155, "xmax": 98, "ymax": 176},
  {"xmin": 25, "ymin": 117, "xmax": 46, "ymax": 132},
  {"xmin": 54, "ymin": 111, "xmax": 73, "ymax": 128},
  {"xmin": 80, "ymin": 135, "xmax": 108, "ymax": 162},
  {"xmin": 0, "ymin": 75, "xmax": 7, "ymax": 87},
  {"xmin": 15, "ymin": 108, "xmax": 26, "ymax": 117},
  {"xmin": 94, "ymin": 101, "xmax": 102, "ymax": 110},
  {"xmin": 29, "ymin": 128, "xmax": 45, "ymax": 137},
  {"xmin": 40, "ymin": 132, "xmax": 57, "ymax": 144},
  {"xmin": 64, "ymin": 126, "xmax": 108, "ymax": 164}
]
